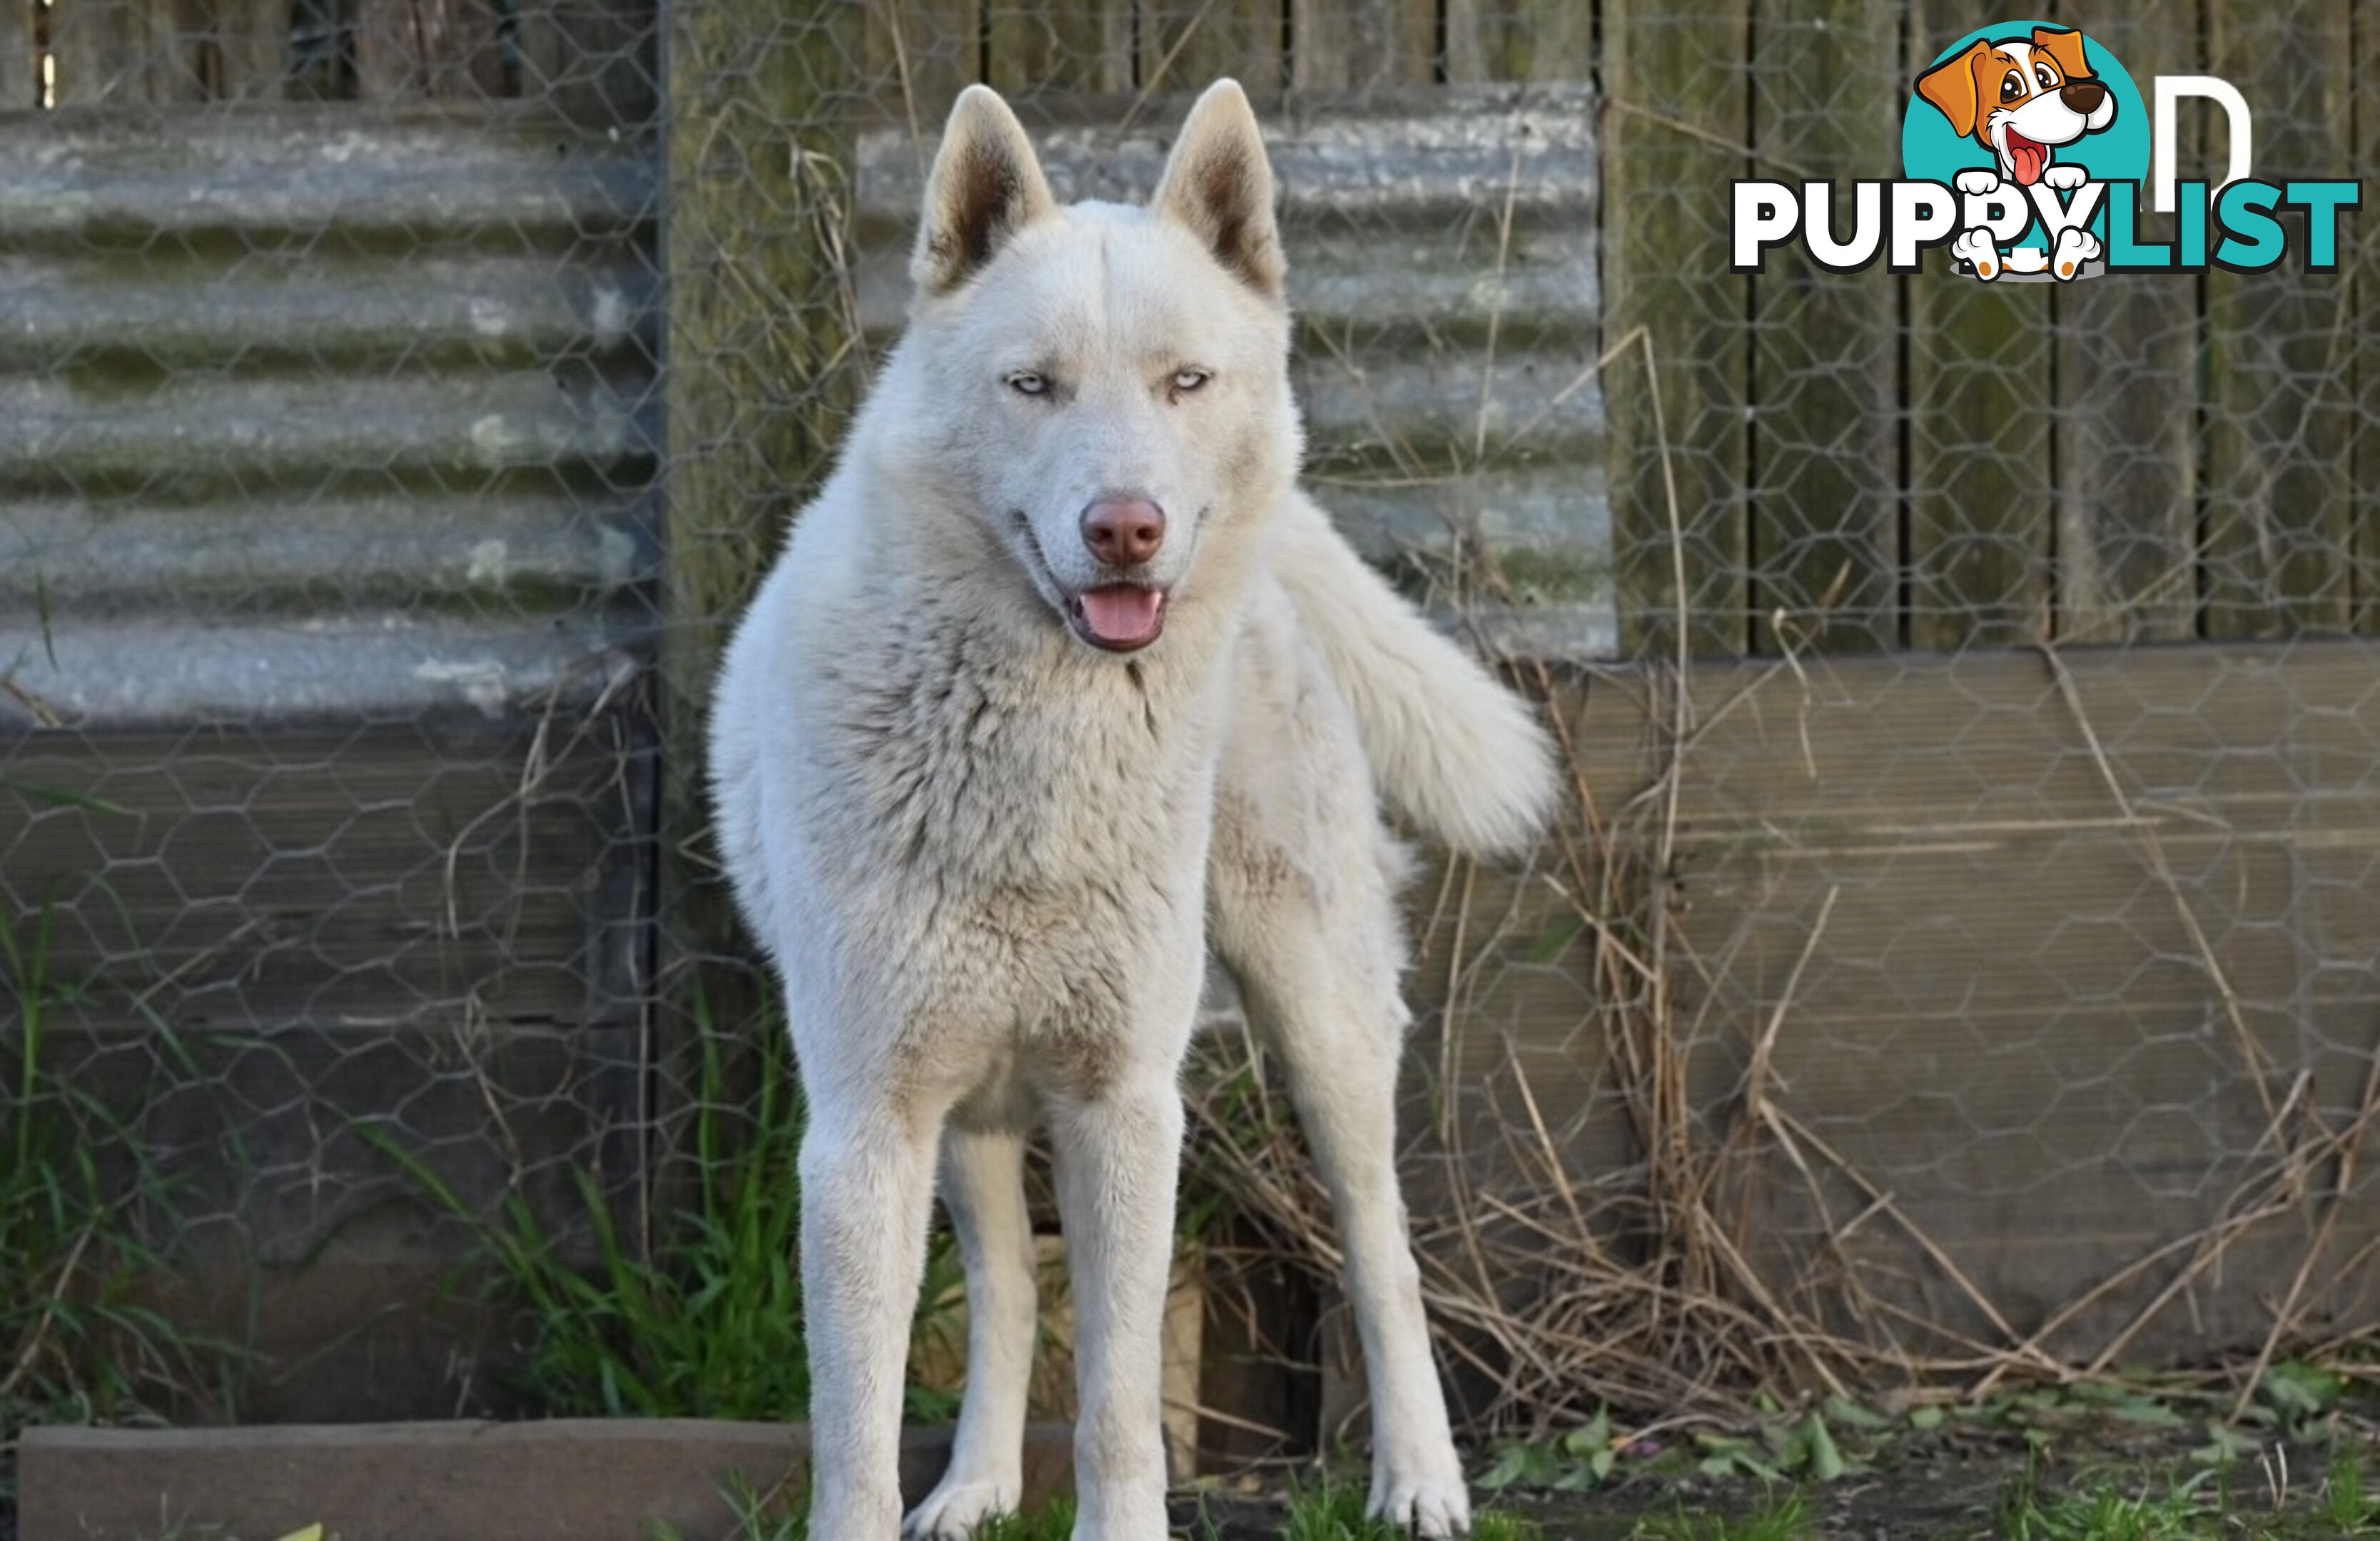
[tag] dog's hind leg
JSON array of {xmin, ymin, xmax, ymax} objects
[
  {"xmin": 904, "ymin": 1117, "xmax": 1038, "ymax": 1540},
  {"xmin": 1213, "ymin": 822, "xmax": 1472, "ymax": 1538},
  {"xmin": 1046, "ymin": 1044, "xmax": 1190, "ymax": 1540}
]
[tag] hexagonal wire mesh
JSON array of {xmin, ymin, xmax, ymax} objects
[{"xmin": 1, "ymin": 0, "xmax": 2376, "ymax": 1475}]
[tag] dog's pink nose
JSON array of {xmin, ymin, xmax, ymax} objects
[{"xmin": 1081, "ymin": 498, "xmax": 1166, "ymax": 568}]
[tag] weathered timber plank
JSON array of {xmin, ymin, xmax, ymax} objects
[
  {"xmin": 519, "ymin": 0, "xmax": 659, "ymax": 123},
  {"xmin": 2353, "ymin": 0, "xmax": 2379, "ymax": 635},
  {"xmin": 2052, "ymin": 6, "xmax": 2198, "ymax": 644},
  {"xmin": 866, "ymin": 0, "xmax": 980, "ymax": 144},
  {"xmin": 51, "ymin": 0, "xmax": 197, "ymax": 104},
  {"xmin": 2202, "ymin": 0, "xmax": 2354, "ymax": 638},
  {"xmin": 355, "ymin": 0, "xmax": 505, "ymax": 100},
  {"xmin": 0, "ymin": 0, "xmax": 33, "ymax": 107},
  {"xmin": 1905, "ymin": 9, "xmax": 2054, "ymax": 651},
  {"xmin": 1444, "ymin": 0, "xmax": 1591, "ymax": 84},
  {"xmin": 986, "ymin": 0, "xmax": 1129, "ymax": 96},
  {"xmin": 1292, "ymin": 0, "xmax": 1430, "ymax": 92},
  {"xmin": 1746, "ymin": 0, "xmax": 1898, "ymax": 653},
  {"xmin": 1604, "ymin": 0, "xmax": 1751, "ymax": 657},
  {"xmin": 1140, "ymin": 0, "xmax": 1280, "ymax": 98},
  {"xmin": 1399, "ymin": 642, "xmax": 2380, "ymax": 1365}
]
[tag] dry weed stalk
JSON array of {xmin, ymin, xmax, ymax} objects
[{"xmin": 1178, "ymin": 325, "xmax": 2380, "ymax": 1445}]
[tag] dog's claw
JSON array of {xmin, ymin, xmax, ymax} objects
[
  {"xmin": 902, "ymin": 1478, "xmax": 1022, "ymax": 1541},
  {"xmin": 1368, "ymin": 1449, "xmax": 1472, "ymax": 1539},
  {"xmin": 1368, "ymin": 1487, "xmax": 1472, "ymax": 1540}
]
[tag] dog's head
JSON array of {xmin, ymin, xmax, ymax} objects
[
  {"xmin": 888, "ymin": 81, "xmax": 1298, "ymax": 656},
  {"xmin": 1917, "ymin": 26, "xmax": 2116, "ymax": 186}
]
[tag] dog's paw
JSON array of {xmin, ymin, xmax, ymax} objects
[
  {"xmin": 1369, "ymin": 1482, "xmax": 1471, "ymax": 1539},
  {"xmin": 1950, "ymin": 227, "xmax": 2003, "ymax": 281},
  {"xmin": 2051, "ymin": 225, "xmax": 2102, "ymax": 280},
  {"xmin": 1369, "ymin": 1447, "xmax": 1472, "ymax": 1538},
  {"xmin": 1955, "ymin": 168, "xmax": 2002, "ymax": 197},
  {"xmin": 2042, "ymin": 163, "xmax": 2089, "ymax": 191},
  {"xmin": 902, "ymin": 1478, "xmax": 1021, "ymax": 1541}
]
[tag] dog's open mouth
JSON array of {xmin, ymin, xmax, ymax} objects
[
  {"xmin": 2005, "ymin": 128, "xmax": 2048, "ymax": 186},
  {"xmin": 1069, "ymin": 584, "xmax": 1167, "ymax": 652}
]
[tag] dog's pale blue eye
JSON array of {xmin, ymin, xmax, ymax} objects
[
  {"xmin": 1173, "ymin": 369, "xmax": 1210, "ymax": 393},
  {"xmin": 1008, "ymin": 372, "xmax": 1048, "ymax": 397}
]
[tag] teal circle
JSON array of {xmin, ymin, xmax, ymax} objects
[{"xmin": 1901, "ymin": 20, "xmax": 2151, "ymax": 250}]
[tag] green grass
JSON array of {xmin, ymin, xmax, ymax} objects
[
  {"xmin": 1, "ymin": 891, "xmax": 240, "ymax": 1529},
  {"xmin": 647, "ymin": 1484, "xmax": 1079, "ymax": 1541},
  {"xmin": 1631, "ymin": 1492, "xmax": 1812, "ymax": 1541},
  {"xmin": 1268, "ymin": 1479, "xmax": 1541, "ymax": 1541},
  {"xmin": 2004, "ymin": 1483, "xmax": 2211, "ymax": 1541},
  {"xmin": 1995, "ymin": 1451, "xmax": 2380, "ymax": 1540},
  {"xmin": 368, "ymin": 1004, "xmax": 835, "ymax": 1422},
  {"xmin": 370, "ymin": 995, "xmax": 963, "ymax": 1425}
]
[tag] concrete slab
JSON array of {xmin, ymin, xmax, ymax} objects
[{"xmin": 19, "ymin": 1418, "xmax": 1075, "ymax": 1540}]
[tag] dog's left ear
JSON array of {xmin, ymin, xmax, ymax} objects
[
  {"xmin": 1152, "ymin": 79, "xmax": 1285, "ymax": 299},
  {"xmin": 2031, "ymin": 26, "xmax": 2093, "ymax": 83}
]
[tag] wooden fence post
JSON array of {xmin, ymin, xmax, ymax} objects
[
  {"xmin": 2360, "ymin": 1, "xmax": 2380, "ymax": 636},
  {"xmin": 1604, "ymin": 0, "xmax": 1751, "ymax": 658},
  {"xmin": 1905, "ymin": 3, "xmax": 2054, "ymax": 651},
  {"xmin": 662, "ymin": 0, "xmax": 861, "ymax": 1062},
  {"xmin": 988, "ymin": 0, "xmax": 1130, "ymax": 97},
  {"xmin": 1747, "ymin": 0, "xmax": 1898, "ymax": 654},
  {"xmin": 2202, "ymin": 0, "xmax": 2354, "ymax": 639},
  {"xmin": 1444, "ymin": 0, "xmax": 1589, "ymax": 83},
  {"xmin": 2052, "ymin": 4, "xmax": 2199, "ymax": 645},
  {"xmin": 1, "ymin": 0, "xmax": 30, "ymax": 107}
]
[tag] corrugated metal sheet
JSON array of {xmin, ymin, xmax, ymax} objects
[
  {"xmin": 0, "ymin": 110, "xmax": 659, "ymax": 727},
  {"xmin": 853, "ymin": 86, "xmax": 1611, "ymax": 647}
]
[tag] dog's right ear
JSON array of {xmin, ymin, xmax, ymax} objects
[
  {"xmin": 912, "ymin": 86, "xmax": 1055, "ymax": 297},
  {"xmin": 1915, "ymin": 40, "xmax": 1989, "ymax": 140}
]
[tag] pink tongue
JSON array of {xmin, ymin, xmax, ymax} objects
[
  {"xmin": 1080, "ymin": 585, "xmax": 1163, "ymax": 644},
  {"xmin": 2009, "ymin": 136, "xmax": 2046, "ymax": 185}
]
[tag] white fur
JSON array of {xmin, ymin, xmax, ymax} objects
[{"xmin": 709, "ymin": 80, "xmax": 1554, "ymax": 1540}]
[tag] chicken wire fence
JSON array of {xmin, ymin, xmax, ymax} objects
[{"xmin": 1, "ymin": 0, "xmax": 2376, "ymax": 1465}]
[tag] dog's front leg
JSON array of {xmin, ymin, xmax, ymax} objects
[
  {"xmin": 905, "ymin": 1122, "xmax": 1037, "ymax": 1540},
  {"xmin": 1050, "ymin": 1059, "xmax": 1186, "ymax": 1540},
  {"xmin": 801, "ymin": 1089, "xmax": 943, "ymax": 1539}
]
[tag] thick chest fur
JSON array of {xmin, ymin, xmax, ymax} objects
[
  {"xmin": 786, "ymin": 602, "xmax": 1230, "ymax": 1027},
  {"xmin": 817, "ymin": 626, "xmax": 1207, "ymax": 876}
]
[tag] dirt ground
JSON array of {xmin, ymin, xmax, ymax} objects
[{"xmin": 1167, "ymin": 1421, "xmax": 2379, "ymax": 1540}]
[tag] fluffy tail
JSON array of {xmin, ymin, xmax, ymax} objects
[{"xmin": 1274, "ymin": 493, "xmax": 1561, "ymax": 858}]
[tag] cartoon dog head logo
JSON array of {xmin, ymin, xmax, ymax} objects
[
  {"xmin": 1901, "ymin": 21, "xmax": 2152, "ymax": 282},
  {"xmin": 1915, "ymin": 26, "xmax": 2117, "ymax": 188}
]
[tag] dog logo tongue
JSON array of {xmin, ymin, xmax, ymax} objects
[
  {"xmin": 1080, "ymin": 584, "xmax": 1163, "ymax": 645},
  {"xmin": 2007, "ymin": 131, "xmax": 2047, "ymax": 185}
]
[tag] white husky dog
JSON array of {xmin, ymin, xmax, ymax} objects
[{"xmin": 709, "ymin": 79, "xmax": 1556, "ymax": 1540}]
